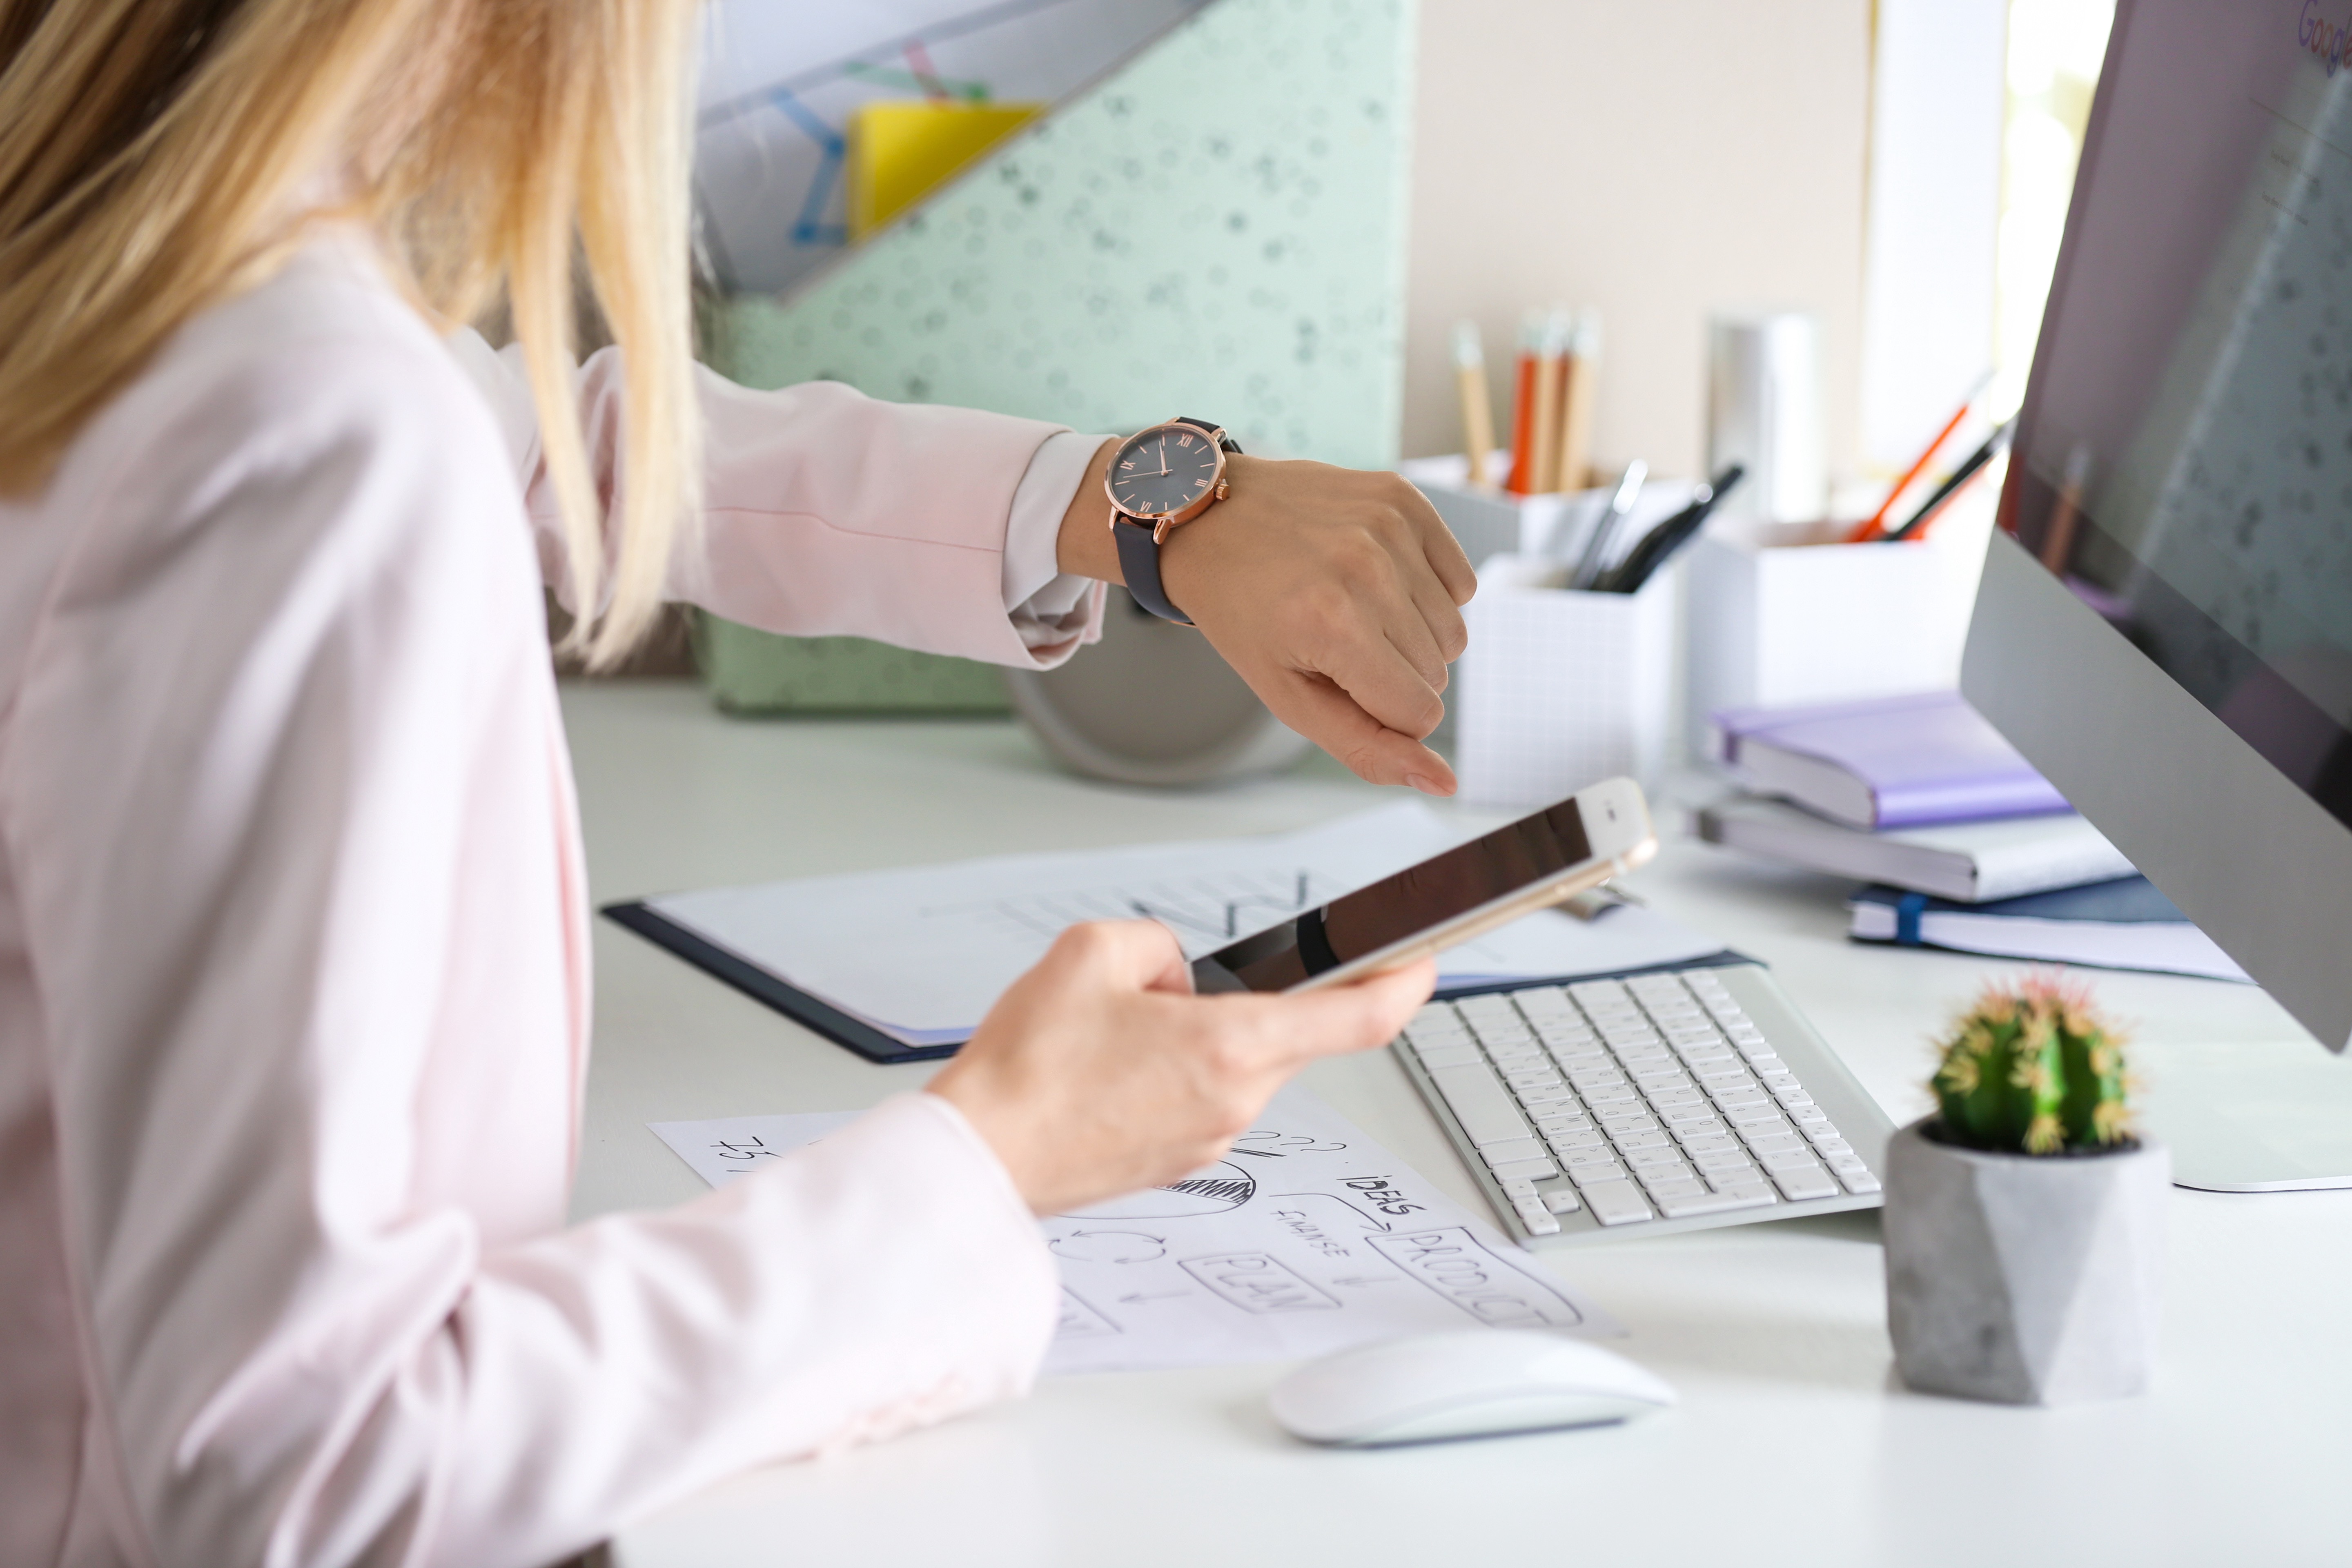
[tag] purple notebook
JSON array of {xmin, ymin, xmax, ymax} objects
[{"xmin": 1713, "ymin": 691, "xmax": 2069, "ymax": 829}]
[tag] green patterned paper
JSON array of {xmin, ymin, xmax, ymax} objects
[{"xmin": 699, "ymin": 0, "xmax": 1415, "ymax": 713}]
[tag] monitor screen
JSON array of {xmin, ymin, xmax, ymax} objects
[{"xmin": 2003, "ymin": 0, "xmax": 2352, "ymax": 833}]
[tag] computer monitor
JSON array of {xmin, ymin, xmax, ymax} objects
[{"xmin": 1962, "ymin": 0, "xmax": 2352, "ymax": 1186}]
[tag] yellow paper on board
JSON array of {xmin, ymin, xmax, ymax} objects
[{"xmin": 846, "ymin": 101, "xmax": 1045, "ymax": 241}]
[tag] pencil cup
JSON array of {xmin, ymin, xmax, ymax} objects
[
  {"xmin": 1454, "ymin": 555, "xmax": 1675, "ymax": 810},
  {"xmin": 1684, "ymin": 512, "xmax": 1993, "ymax": 757}
]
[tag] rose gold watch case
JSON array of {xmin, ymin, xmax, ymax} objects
[{"xmin": 1102, "ymin": 418, "xmax": 1233, "ymax": 543}]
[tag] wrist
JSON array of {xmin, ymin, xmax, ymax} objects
[{"xmin": 1055, "ymin": 437, "xmax": 1123, "ymax": 581}]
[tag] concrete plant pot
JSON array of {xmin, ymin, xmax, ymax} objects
[{"xmin": 1882, "ymin": 1117, "xmax": 2169, "ymax": 1406}]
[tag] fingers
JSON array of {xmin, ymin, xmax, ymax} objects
[
  {"xmin": 1282, "ymin": 958, "xmax": 1437, "ymax": 1057},
  {"xmin": 1255, "ymin": 669, "xmax": 1457, "ymax": 794},
  {"xmin": 1382, "ymin": 473, "xmax": 1478, "ymax": 609},
  {"xmin": 1045, "ymin": 918, "xmax": 1189, "ymax": 992}
]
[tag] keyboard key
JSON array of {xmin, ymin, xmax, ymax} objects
[
  {"xmin": 1710, "ymin": 1177, "xmax": 1777, "ymax": 1203},
  {"xmin": 1678, "ymin": 1132, "xmax": 1743, "ymax": 1155},
  {"xmin": 1744, "ymin": 1129, "xmax": 1805, "ymax": 1152},
  {"xmin": 1757, "ymin": 1147, "xmax": 1825, "ymax": 1173},
  {"xmin": 1498, "ymin": 1176, "xmax": 1539, "ymax": 1198},
  {"xmin": 1513, "ymin": 1197, "xmax": 1562, "ymax": 1235},
  {"xmin": 1582, "ymin": 1085, "xmax": 1641, "ymax": 1105},
  {"xmin": 1490, "ymin": 1156, "xmax": 1559, "ymax": 1180},
  {"xmin": 1579, "ymin": 1180, "xmax": 1654, "ymax": 1226},
  {"xmin": 1427, "ymin": 1063, "xmax": 1532, "ymax": 1148},
  {"xmin": 1824, "ymin": 1152, "xmax": 1870, "ymax": 1174},
  {"xmin": 1773, "ymin": 1164, "xmax": 1842, "ymax": 1201},
  {"xmin": 1640, "ymin": 1173, "xmax": 1707, "ymax": 1200},
  {"xmin": 1690, "ymin": 1149, "xmax": 1757, "ymax": 1173},
  {"xmin": 1623, "ymin": 1141, "xmax": 1688, "ymax": 1165},
  {"xmin": 1595, "ymin": 1112, "xmax": 1661, "ymax": 1135},
  {"xmin": 1840, "ymin": 1170, "xmax": 1883, "ymax": 1194},
  {"xmin": 1811, "ymin": 1137, "xmax": 1855, "ymax": 1159},
  {"xmin": 1568, "ymin": 1158, "xmax": 1630, "ymax": 1185},
  {"xmin": 1548, "ymin": 1134, "xmax": 1607, "ymax": 1157},
  {"xmin": 1533, "ymin": 1114, "xmax": 1595, "ymax": 1135},
  {"xmin": 1480, "ymin": 1136, "xmax": 1546, "ymax": 1165},
  {"xmin": 1413, "ymin": 1043, "xmax": 1483, "ymax": 1069},
  {"xmin": 1655, "ymin": 1186, "xmax": 1779, "ymax": 1218},
  {"xmin": 1542, "ymin": 1186, "xmax": 1582, "ymax": 1214},
  {"xmin": 1613, "ymin": 1129, "xmax": 1672, "ymax": 1151},
  {"xmin": 1561, "ymin": 1146, "xmax": 1628, "ymax": 1169},
  {"xmin": 1788, "ymin": 1104, "xmax": 1832, "ymax": 1125},
  {"xmin": 1723, "ymin": 1103, "xmax": 1790, "ymax": 1127}
]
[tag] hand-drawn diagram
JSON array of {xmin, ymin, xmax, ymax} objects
[
  {"xmin": 1049, "ymin": 1231, "xmax": 1166, "ymax": 1264},
  {"xmin": 1036, "ymin": 1088, "xmax": 1618, "ymax": 1376},
  {"xmin": 651, "ymin": 1088, "xmax": 1619, "ymax": 1376},
  {"xmin": 1178, "ymin": 1253, "xmax": 1341, "ymax": 1314},
  {"xmin": 1060, "ymin": 1160, "xmax": 1255, "ymax": 1220}
]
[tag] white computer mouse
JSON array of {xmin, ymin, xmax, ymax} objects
[{"xmin": 1268, "ymin": 1329, "xmax": 1676, "ymax": 1447}]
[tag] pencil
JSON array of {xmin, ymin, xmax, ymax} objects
[
  {"xmin": 1528, "ymin": 307, "xmax": 1570, "ymax": 493},
  {"xmin": 1451, "ymin": 321, "xmax": 1498, "ymax": 492},
  {"xmin": 1555, "ymin": 309, "xmax": 1601, "ymax": 497},
  {"xmin": 1504, "ymin": 310, "xmax": 1543, "ymax": 497},
  {"xmin": 1847, "ymin": 371, "xmax": 1993, "ymax": 543}
]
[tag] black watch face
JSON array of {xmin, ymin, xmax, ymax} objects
[{"xmin": 1110, "ymin": 425, "xmax": 1222, "ymax": 518}]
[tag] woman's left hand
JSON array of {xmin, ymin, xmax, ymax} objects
[{"xmin": 1058, "ymin": 444, "xmax": 1477, "ymax": 796}]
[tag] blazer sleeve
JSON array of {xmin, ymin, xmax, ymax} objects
[
  {"xmin": 4, "ymin": 326, "xmax": 1060, "ymax": 1568},
  {"xmin": 448, "ymin": 332, "xmax": 1108, "ymax": 668}
]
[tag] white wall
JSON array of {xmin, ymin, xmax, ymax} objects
[
  {"xmin": 1858, "ymin": 0, "xmax": 2007, "ymax": 468},
  {"xmin": 1401, "ymin": 1, "xmax": 1874, "ymax": 483}
]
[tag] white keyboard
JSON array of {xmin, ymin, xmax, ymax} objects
[{"xmin": 1394, "ymin": 963, "xmax": 1894, "ymax": 1245}]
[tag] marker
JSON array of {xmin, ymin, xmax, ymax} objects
[
  {"xmin": 1882, "ymin": 421, "xmax": 2015, "ymax": 542},
  {"xmin": 1601, "ymin": 465, "xmax": 1745, "ymax": 593},
  {"xmin": 1504, "ymin": 311, "xmax": 1545, "ymax": 497},
  {"xmin": 1570, "ymin": 459, "xmax": 1648, "ymax": 589}
]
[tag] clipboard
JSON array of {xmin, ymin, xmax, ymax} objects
[
  {"xmin": 603, "ymin": 900, "xmax": 1750, "ymax": 1068},
  {"xmin": 601, "ymin": 902, "xmax": 959, "ymax": 1063}
]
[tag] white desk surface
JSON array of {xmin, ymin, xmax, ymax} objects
[{"xmin": 563, "ymin": 682, "xmax": 2352, "ymax": 1568}]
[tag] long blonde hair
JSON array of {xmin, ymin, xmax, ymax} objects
[{"xmin": 0, "ymin": 0, "xmax": 701, "ymax": 668}]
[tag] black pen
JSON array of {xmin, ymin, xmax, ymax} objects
[
  {"xmin": 1882, "ymin": 421, "xmax": 2014, "ymax": 542},
  {"xmin": 1598, "ymin": 463, "xmax": 1744, "ymax": 593}
]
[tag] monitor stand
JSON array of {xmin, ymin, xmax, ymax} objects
[{"xmin": 2138, "ymin": 1033, "xmax": 2352, "ymax": 1192}]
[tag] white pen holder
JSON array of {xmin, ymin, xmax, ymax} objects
[
  {"xmin": 1454, "ymin": 555, "xmax": 1675, "ymax": 810},
  {"xmin": 1684, "ymin": 510, "xmax": 1995, "ymax": 757}
]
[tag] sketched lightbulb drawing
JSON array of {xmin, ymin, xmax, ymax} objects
[{"xmin": 1059, "ymin": 1159, "xmax": 1257, "ymax": 1221}]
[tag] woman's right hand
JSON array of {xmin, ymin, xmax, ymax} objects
[{"xmin": 928, "ymin": 920, "xmax": 1434, "ymax": 1216}]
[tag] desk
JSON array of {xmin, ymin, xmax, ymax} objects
[{"xmin": 563, "ymin": 682, "xmax": 2352, "ymax": 1568}]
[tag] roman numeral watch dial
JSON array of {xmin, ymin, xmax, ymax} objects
[{"xmin": 1105, "ymin": 417, "xmax": 1239, "ymax": 625}]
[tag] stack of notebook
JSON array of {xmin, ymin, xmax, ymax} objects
[{"xmin": 1694, "ymin": 691, "xmax": 2246, "ymax": 980}]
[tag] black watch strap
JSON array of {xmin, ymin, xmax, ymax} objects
[{"xmin": 1115, "ymin": 417, "xmax": 1241, "ymax": 626}]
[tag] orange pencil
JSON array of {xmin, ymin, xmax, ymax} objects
[
  {"xmin": 1504, "ymin": 311, "xmax": 1544, "ymax": 496},
  {"xmin": 1848, "ymin": 373, "xmax": 1992, "ymax": 542}
]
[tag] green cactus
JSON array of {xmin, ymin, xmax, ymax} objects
[{"xmin": 1929, "ymin": 974, "xmax": 2133, "ymax": 1155}]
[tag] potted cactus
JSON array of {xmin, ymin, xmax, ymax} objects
[{"xmin": 1883, "ymin": 974, "xmax": 2169, "ymax": 1406}]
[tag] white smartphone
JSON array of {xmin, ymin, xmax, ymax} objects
[{"xmin": 1192, "ymin": 777, "xmax": 1659, "ymax": 994}]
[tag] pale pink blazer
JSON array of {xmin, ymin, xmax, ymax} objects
[{"xmin": 0, "ymin": 236, "xmax": 1102, "ymax": 1567}]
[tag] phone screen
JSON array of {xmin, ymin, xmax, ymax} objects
[{"xmin": 1197, "ymin": 798, "xmax": 1594, "ymax": 992}]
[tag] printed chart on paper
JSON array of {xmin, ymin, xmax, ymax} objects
[{"xmin": 651, "ymin": 1087, "xmax": 1619, "ymax": 1374}]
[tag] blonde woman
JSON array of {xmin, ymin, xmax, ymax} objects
[{"xmin": 0, "ymin": 2, "xmax": 1477, "ymax": 1564}]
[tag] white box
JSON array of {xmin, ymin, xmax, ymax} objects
[
  {"xmin": 1455, "ymin": 555, "xmax": 1676, "ymax": 809},
  {"xmin": 1685, "ymin": 511, "xmax": 1993, "ymax": 755}
]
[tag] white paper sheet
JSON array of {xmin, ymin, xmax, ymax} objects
[
  {"xmin": 650, "ymin": 1088, "xmax": 1621, "ymax": 1375},
  {"xmin": 644, "ymin": 800, "xmax": 1726, "ymax": 1045}
]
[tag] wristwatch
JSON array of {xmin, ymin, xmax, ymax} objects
[{"xmin": 1103, "ymin": 416, "xmax": 1241, "ymax": 624}]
